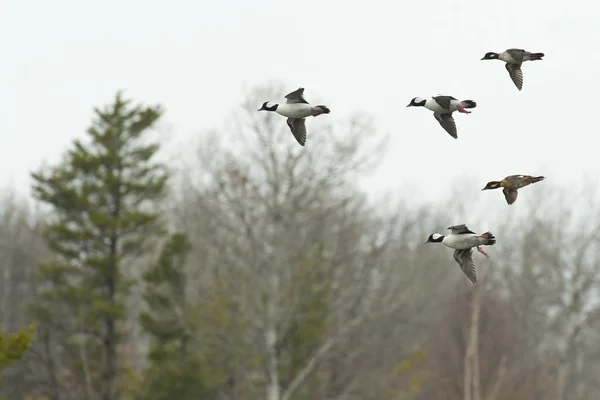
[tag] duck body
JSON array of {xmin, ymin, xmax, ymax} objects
[
  {"xmin": 260, "ymin": 102, "xmax": 314, "ymax": 119},
  {"xmin": 407, "ymin": 95, "xmax": 477, "ymax": 139},
  {"xmin": 482, "ymin": 175, "xmax": 545, "ymax": 205},
  {"xmin": 496, "ymin": 49, "xmax": 544, "ymax": 64},
  {"xmin": 258, "ymin": 87, "xmax": 330, "ymax": 146},
  {"xmin": 425, "ymin": 224, "xmax": 496, "ymax": 284},
  {"xmin": 411, "ymin": 96, "xmax": 476, "ymax": 114},
  {"xmin": 440, "ymin": 232, "xmax": 487, "ymax": 250}
]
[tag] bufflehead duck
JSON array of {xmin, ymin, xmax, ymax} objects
[
  {"xmin": 482, "ymin": 175, "xmax": 545, "ymax": 205},
  {"xmin": 481, "ymin": 48, "xmax": 545, "ymax": 91},
  {"xmin": 258, "ymin": 87, "xmax": 331, "ymax": 146},
  {"xmin": 425, "ymin": 224, "xmax": 496, "ymax": 284},
  {"xmin": 406, "ymin": 95, "xmax": 477, "ymax": 139}
]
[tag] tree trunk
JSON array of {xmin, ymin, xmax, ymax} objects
[
  {"xmin": 464, "ymin": 281, "xmax": 481, "ymax": 400},
  {"xmin": 103, "ymin": 234, "xmax": 118, "ymax": 400},
  {"xmin": 2, "ymin": 259, "xmax": 11, "ymax": 329},
  {"xmin": 471, "ymin": 283, "xmax": 481, "ymax": 400},
  {"xmin": 266, "ymin": 273, "xmax": 280, "ymax": 400}
]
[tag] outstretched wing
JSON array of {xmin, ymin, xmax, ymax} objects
[
  {"xmin": 434, "ymin": 112, "xmax": 458, "ymax": 139},
  {"xmin": 432, "ymin": 95, "xmax": 455, "ymax": 110},
  {"xmin": 503, "ymin": 187, "xmax": 518, "ymax": 205},
  {"xmin": 286, "ymin": 118, "xmax": 307, "ymax": 146},
  {"xmin": 285, "ymin": 87, "xmax": 309, "ymax": 104},
  {"xmin": 453, "ymin": 248, "xmax": 476, "ymax": 284},
  {"xmin": 505, "ymin": 63, "xmax": 524, "ymax": 91},
  {"xmin": 505, "ymin": 48, "xmax": 526, "ymax": 63},
  {"xmin": 447, "ymin": 224, "xmax": 476, "ymax": 235}
]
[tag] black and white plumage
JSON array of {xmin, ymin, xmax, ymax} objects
[
  {"xmin": 406, "ymin": 95, "xmax": 477, "ymax": 139},
  {"xmin": 258, "ymin": 87, "xmax": 331, "ymax": 146},
  {"xmin": 425, "ymin": 224, "xmax": 496, "ymax": 284},
  {"xmin": 481, "ymin": 48, "xmax": 545, "ymax": 91}
]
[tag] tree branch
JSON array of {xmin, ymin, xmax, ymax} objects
[{"xmin": 281, "ymin": 316, "xmax": 364, "ymax": 400}]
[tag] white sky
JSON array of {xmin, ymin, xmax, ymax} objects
[{"xmin": 2, "ymin": 0, "xmax": 599, "ymax": 213}]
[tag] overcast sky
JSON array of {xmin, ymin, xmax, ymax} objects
[{"xmin": 2, "ymin": 0, "xmax": 599, "ymax": 214}]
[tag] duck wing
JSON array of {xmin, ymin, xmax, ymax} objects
[
  {"xmin": 453, "ymin": 249, "xmax": 476, "ymax": 284},
  {"xmin": 434, "ymin": 112, "xmax": 458, "ymax": 139},
  {"xmin": 286, "ymin": 118, "xmax": 307, "ymax": 146},
  {"xmin": 505, "ymin": 63, "xmax": 524, "ymax": 91},
  {"xmin": 432, "ymin": 95, "xmax": 456, "ymax": 110},
  {"xmin": 447, "ymin": 224, "xmax": 476, "ymax": 235},
  {"xmin": 505, "ymin": 48, "xmax": 526, "ymax": 63},
  {"xmin": 502, "ymin": 187, "xmax": 519, "ymax": 205},
  {"xmin": 505, "ymin": 175, "xmax": 528, "ymax": 188},
  {"xmin": 285, "ymin": 87, "xmax": 309, "ymax": 104}
]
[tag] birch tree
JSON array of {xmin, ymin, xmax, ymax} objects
[
  {"xmin": 172, "ymin": 83, "xmax": 428, "ymax": 400},
  {"xmin": 494, "ymin": 185, "xmax": 600, "ymax": 400}
]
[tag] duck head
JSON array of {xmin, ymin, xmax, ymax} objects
[
  {"xmin": 482, "ymin": 181, "xmax": 502, "ymax": 190},
  {"xmin": 406, "ymin": 97, "xmax": 427, "ymax": 107},
  {"xmin": 481, "ymin": 52, "xmax": 500, "ymax": 60},
  {"xmin": 425, "ymin": 233, "xmax": 444, "ymax": 244},
  {"xmin": 258, "ymin": 102, "xmax": 278, "ymax": 112}
]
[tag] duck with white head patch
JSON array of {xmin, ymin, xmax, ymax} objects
[
  {"xmin": 425, "ymin": 224, "xmax": 496, "ymax": 284},
  {"xmin": 406, "ymin": 95, "xmax": 477, "ymax": 139},
  {"xmin": 258, "ymin": 87, "xmax": 331, "ymax": 146},
  {"xmin": 481, "ymin": 48, "xmax": 545, "ymax": 91}
]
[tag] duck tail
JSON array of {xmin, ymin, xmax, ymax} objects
[
  {"xmin": 529, "ymin": 52, "xmax": 545, "ymax": 61},
  {"xmin": 460, "ymin": 100, "xmax": 477, "ymax": 109},
  {"xmin": 479, "ymin": 232, "xmax": 496, "ymax": 246},
  {"xmin": 311, "ymin": 105, "xmax": 331, "ymax": 116}
]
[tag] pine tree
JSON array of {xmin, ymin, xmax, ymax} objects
[
  {"xmin": 30, "ymin": 92, "xmax": 168, "ymax": 400},
  {"xmin": 0, "ymin": 325, "xmax": 36, "ymax": 388},
  {"xmin": 139, "ymin": 233, "xmax": 214, "ymax": 400}
]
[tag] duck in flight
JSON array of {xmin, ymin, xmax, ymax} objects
[
  {"xmin": 425, "ymin": 224, "xmax": 496, "ymax": 284},
  {"xmin": 406, "ymin": 95, "xmax": 477, "ymax": 139},
  {"xmin": 481, "ymin": 175, "xmax": 545, "ymax": 205},
  {"xmin": 480, "ymin": 48, "xmax": 545, "ymax": 91},
  {"xmin": 258, "ymin": 87, "xmax": 330, "ymax": 146}
]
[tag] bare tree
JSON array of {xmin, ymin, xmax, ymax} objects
[
  {"xmin": 492, "ymin": 183, "xmax": 600, "ymax": 400},
  {"xmin": 169, "ymin": 83, "xmax": 438, "ymax": 400},
  {"xmin": 0, "ymin": 190, "xmax": 53, "ymax": 399}
]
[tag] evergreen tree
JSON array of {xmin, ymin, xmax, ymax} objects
[
  {"xmin": 30, "ymin": 92, "xmax": 168, "ymax": 400},
  {"xmin": 139, "ymin": 233, "xmax": 214, "ymax": 400},
  {"xmin": 0, "ymin": 325, "xmax": 35, "ymax": 388}
]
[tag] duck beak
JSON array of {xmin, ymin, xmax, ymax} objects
[
  {"xmin": 406, "ymin": 104, "xmax": 412, "ymax": 107},
  {"xmin": 480, "ymin": 57, "xmax": 486, "ymax": 60}
]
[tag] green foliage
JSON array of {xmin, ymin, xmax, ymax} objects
[
  {"xmin": 137, "ymin": 359, "xmax": 214, "ymax": 400},
  {"xmin": 279, "ymin": 245, "xmax": 332, "ymax": 395},
  {"xmin": 138, "ymin": 233, "xmax": 216, "ymax": 399},
  {"xmin": 0, "ymin": 325, "xmax": 36, "ymax": 387},
  {"xmin": 29, "ymin": 92, "xmax": 168, "ymax": 397},
  {"xmin": 386, "ymin": 349, "xmax": 428, "ymax": 400},
  {"xmin": 140, "ymin": 233, "xmax": 191, "ymax": 361},
  {"xmin": 194, "ymin": 286, "xmax": 254, "ymax": 390}
]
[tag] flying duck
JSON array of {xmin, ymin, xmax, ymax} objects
[
  {"xmin": 425, "ymin": 224, "xmax": 496, "ymax": 284},
  {"xmin": 482, "ymin": 175, "xmax": 545, "ymax": 205},
  {"xmin": 406, "ymin": 95, "xmax": 477, "ymax": 139},
  {"xmin": 258, "ymin": 87, "xmax": 331, "ymax": 146},
  {"xmin": 481, "ymin": 48, "xmax": 545, "ymax": 91}
]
